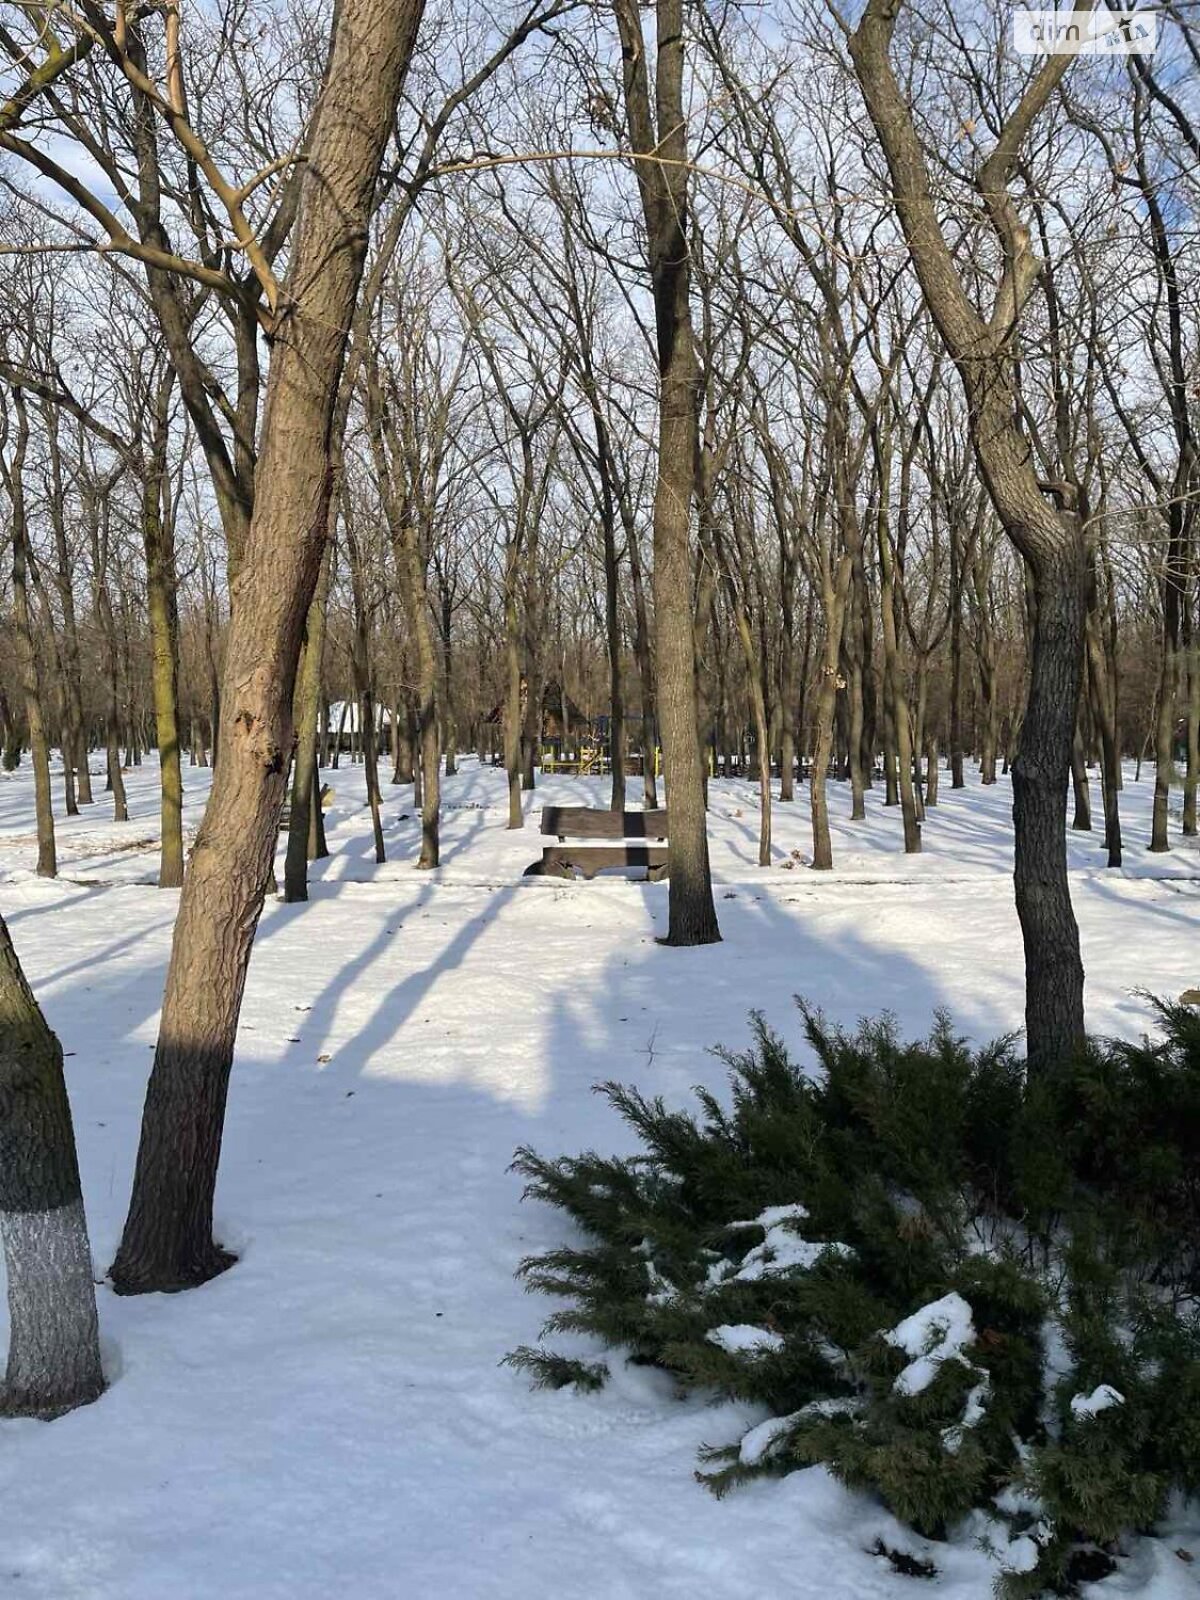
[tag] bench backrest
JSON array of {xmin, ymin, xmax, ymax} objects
[{"xmin": 540, "ymin": 806, "xmax": 670, "ymax": 840}]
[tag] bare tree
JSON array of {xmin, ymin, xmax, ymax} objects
[
  {"xmin": 1, "ymin": 384, "xmax": 55, "ymax": 877},
  {"xmin": 611, "ymin": 0, "xmax": 719, "ymax": 942},
  {"xmin": 848, "ymin": 0, "xmax": 1089, "ymax": 1067},
  {"xmin": 110, "ymin": 0, "xmax": 427, "ymax": 1293}
]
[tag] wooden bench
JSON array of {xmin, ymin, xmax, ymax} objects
[{"xmin": 523, "ymin": 806, "xmax": 670, "ymax": 880}]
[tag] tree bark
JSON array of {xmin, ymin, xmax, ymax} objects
[
  {"xmin": 0, "ymin": 913, "xmax": 104, "ymax": 1418},
  {"xmin": 4, "ymin": 389, "xmax": 56, "ymax": 878},
  {"xmin": 1085, "ymin": 609, "xmax": 1122, "ymax": 866},
  {"xmin": 1070, "ymin": 725, "xmax": 1092, "ymax": 831},
  {"xmin": 87, "ymin": 482, "xmax": 130, "ymax": 824},
  {"xmin": 440, "ymin": 581, "xmax": 458, "ymax": 781},
  {"xmin": 845, "ymin": 573, "xmax": 867, "ymax": 819},
  {"xmin": 602, "ymin": 494, "xmax": 627, "ymax": 814},
  {"xmin": 344, "ymin": 515, "xmax": 387, "ymax": 867},
  {"xmin": 1150, "ymin": 601, "xmax": 1180, "ymax": 851},
  {"xmin": 504, "ymin": 547, "xmax": 524, "ymax": 830},
  {"xmin": 43, "ymin": 405, "xmax": 92, "ymax": 807},
  {"xmin": 285, "ymin": 543, "xmax": 332, "ymax": 902},
  {"xmin": 626, "ymin": 501, "xmax": 658, "ymax": 809},
  {"xmin": 1184, "ymin": 611, "xmax": 1198, "ymax": 837},
  {"xmin": 949, "ymin": 520, "xmax": 966, "ymax": 788},
  {"xmin": 110, "ymin": 0, "xmax": 426, "ymax": 1294},
  {"xmin": 873, "ymin": 425, "xmax": 921, "ymax": 852},
  {"xmin": 398, "ymin": 528, "xmax": 440, "ymax": 867},
  {"xmin": 143, "ymin": 372, "xmax": 185, "ymax": 888},
  {"xmin": 613, "ymin": 0, "xmax": 719, "ymax": 944},
  {"xmin": 850, "ymin": 0, "xmax": 1087, "ymax": 1069},
  {"xmin": 392, "ymin": 693, "xmax": 415, "ymax": 785},
  {"xmin": 810, "ymin": 555, "xmax": 852, "ymax": 870}
]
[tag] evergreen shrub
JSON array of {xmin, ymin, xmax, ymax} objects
[{"xmin": 508, "ymin": 1000, "xmax": 1200, "ymax": 1594}]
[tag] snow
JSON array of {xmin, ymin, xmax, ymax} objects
[
  {"xmin": 0, "ymin": 755, "xmax": 1198, "ymax": 1597},
  {"xmin": 1001, "ymin": 1534, "xmax": 1041, "ymax": 1575},
  {"xmin": 727, "ymin": 1203, "xmax": 847, "ymax": 1281},
  {"xmin": 645, "ymin": 1261, "xmax": 678, "ymax": 1306},
  {"xmin": 706, "ymin": 1324, "xmax": 786, "ymax": 1356},
  {"xmin": 941, "ymin": 1377, "xmax": 991, "ymax": 1454},
  {"xmin": 1071, "ymin": 1384, "xmax": 1126, "ymax": 1419},
  {"xmin": 885, "ymin": 1292, "xmax": 977, "ymax": 1397},
  {"xmin": 739, "ymin": 1411, "xmax": 801, "ymax": 1466},
  {"xmin": 734, "ymin": 1203, "xmax": 810, "ymax": 1230},
  {"xmin": 738, "ymin": 1399, "xmax": 864, "ymax": 1467}
]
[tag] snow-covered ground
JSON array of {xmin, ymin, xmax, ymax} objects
[{"xmin": 0, "ymin": 755, "xmax": 1197, "ymax": 1599}]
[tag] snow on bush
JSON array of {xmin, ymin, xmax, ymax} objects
[
  {"xmin": 705, "ymin": 1324, "xmax": 786, "ymax": 1357},
  {"xmin": 510, "ymin": 1000, "xmax": 1200, "ymax": 1596},
  {"xmin": 885, "ymin": 1292, "xmax": 977, "ymax": 1396},
  {"xmin": 1069, "ymin": 1384, "xmax": 1124, "ymax": 1420}
]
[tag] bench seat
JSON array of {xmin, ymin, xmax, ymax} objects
[{"xmin": 524, "ymin": 807, "xmax": 670, "ymax": 879}]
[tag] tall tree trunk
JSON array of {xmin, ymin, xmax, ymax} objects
[
  {"xmin": 1158, "ymin": 579, "xmax": 1184, "ymax": 851},
  {"xmin": 627, "ymin": 509, "xmax": 658, "ymax": 809},
  {"xmin": 811, "ymin": 556, "xmax": 852, "ymax": 870},
  {"xmin": 1010, "ymin": 552, "xmax": 1087, "ymax": 1066},
  {"xmin": 869, "ymin": 371, "xmax": 923, "ymax": 851},
  {"xmin": 779, "ymin": 604, "xmax": 797, "ymax": 805},
  {"xmin": 878, "ymin": 519, "xmax": 921, "ymax": 852},
  {"xmin": 285, "ymin": 544, "xmax": 332, "ymax": 902},
  {"xmin": 39, "ymin": 618, "xmax": 79, "ymax": 819},
  {"xmin": 504, "ymin": 548, "xmax": 524, "ymax": 830},
  {"xmin": 715, "ymin": 513, "xmax": 771, "ymax": 866},
  {"xmin": 520, "ymin": 652, "xmax": 542, "ymax": 793},
  {"xmin": 845, "ymin": 585, "xmax": 867, "ymax": 819},
  {"xmin": 603, "ymin": 502, "xmax": 626, "ymax": 814},
  {"xmin": 859, "ymin": 578, "xmax": 877, "ymax": 790},
  {"xmin": 0, "ymin": 914, "xmax": 104, "ymax": 1418},
  {"xmin": 88, "ymin": 487, "xmax": 129, "ymax": 823},
  {"xmin": 949, "ymin": 521, "xmax": 966, "ymax": 788},
  {"xmin": 331, "ymin": 700, "xmax": 347, "ymax": 770},
  {"xmin": 400, "ymin": 529, "xmax": 441, "ymax": 868},
  {"xmin": 411, "ymin": 709, "xmax": 424, "ymax": 811},
  {"xmin": 110, "ymin": 0, "xmax": 426, "ymax": 1295},
  {"xmin": 777, "ymin": 527, "xmax": 800, "ymax": 804},
  {"xmin": 44, "ymin": 407, "xmax": 92, "ymax": 807},
  {"xmin": 106, "ymin": 729, "xmax": 128, "ymax": 821},
  {"xmin": 1085, "ymin": 612, "xmax": 1122, "ymax": 867},
  {"xmin": 850, "ymin": 0, "xmax": 1086, "ymax": 1069},
  {"xmin": 344, "ymin": 516, "xmax": 386, "ymax": 867},
  {"xmin": 912, "ymin": 657, "xmax": 928, "ymax": 820},
  {"xmin": 203, "ymin": 576, "xmax": 222, "ymax": 777},
  {"xmin": 392, "ymin": 693, "xmax": 415, "ymax": 785},
  {"xmin": 360, "ymin": 688, "xmax": 386, "ymax": 866},
  {"xmin": 143, "ymin": 375, "xmax": 185, "ymax": 889},
  {"xmin": 975, "ymin": 565, "xmax": 999, "ymax": 785},
  {"xmin": 880, "ymin": 707, "xmax": 898, "ymax": 806},
  {"xmin": 4, "ymin": 391, "xmax": 56, "ymax": 878},
  {"xmin": 796, "ymin": 584, "xmax": 815, "ymax": 788},
  {"xmin": 613, "ymin": 0, "xmax": 719, "ymax": 944},
  {"xmin": 100, "ymin": 637, "xmax": 128, "ymax": 823},
  {"xmin": 0, "ymin": 691, "xmax": 20, "ymax": 771},
  {"xmin": 1070, "ymin": 725, "xmax": 1091, "ymax": 831},
  {"xmin": 309, "ymin": 763, "xmax": 328, "ymax": 860},
  {"xmin": 440, "ymin": 584, "xmax": 458, "ymax": 780},
  {"xmin": 1150, "ymin": 591, "xmax": 1180, "ymax": 851},
  {"xmin": 1184, "ymin": 607, "xmax": 1198, "ymax": 837},
  {"xmin": 361, "ymin": 351, "xmax": 441, "ymax": 866},
  {"xmin": 319, "ymin": 697, "xmax": 331, "ymax": 772}
]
